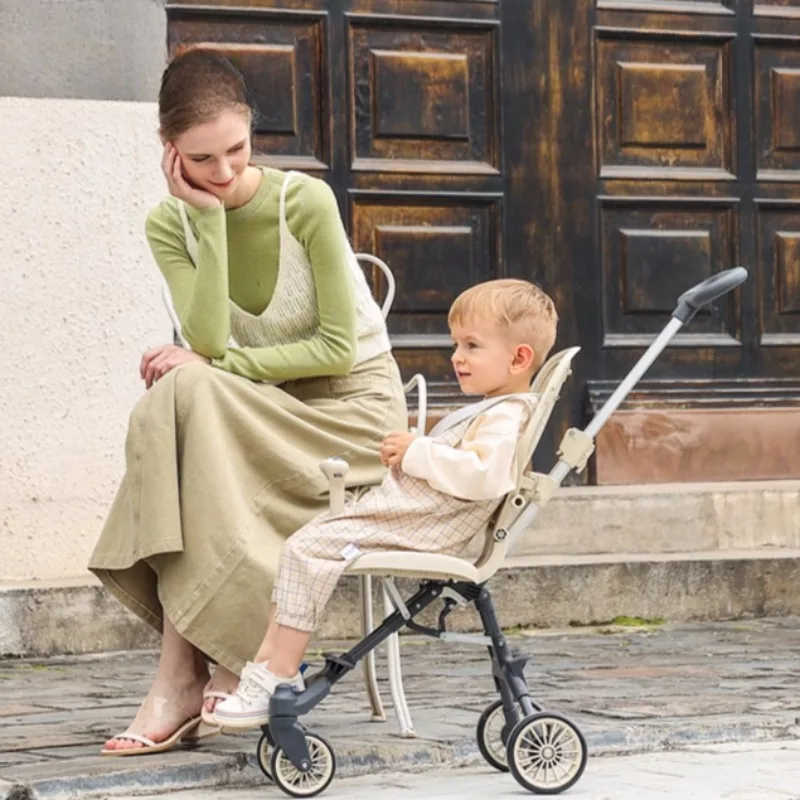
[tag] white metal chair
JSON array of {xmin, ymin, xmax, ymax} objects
[{"xmin": 354, "ymin": 253, "xmax": 422, "ymax": 737}]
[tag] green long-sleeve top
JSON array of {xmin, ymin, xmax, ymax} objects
[{"xmin": 145, "ymin": 168, "xmax": 359, "ymax": 382}]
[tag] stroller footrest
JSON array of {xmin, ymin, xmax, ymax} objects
[{"xmin": 323, "ymin": 653, "xmax": 356, "ymax": 670}]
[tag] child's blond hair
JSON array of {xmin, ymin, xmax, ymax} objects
[{"xmin": 448, "ymin": 279, "xmax": 558, "ymax": 371}]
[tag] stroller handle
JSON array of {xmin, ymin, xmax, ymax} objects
[
  {"xmin": 674, "ymin": 266, "xmax": 748, "ymax": 323},
  {"xmin": 506, "ymin": 264, "xmax": 750, "ymax": 553}
]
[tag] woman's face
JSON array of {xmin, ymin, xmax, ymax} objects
[{"xmin": 173, "ymin": 110, "xmax": 253, "ymax": 201}]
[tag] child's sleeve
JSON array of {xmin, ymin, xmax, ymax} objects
[{"xmin": 400, "ymin": 400, "xmax": 527, "ymax": 501}]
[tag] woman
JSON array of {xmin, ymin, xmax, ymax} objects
[{"xmin": 89, "ymin": 48, "xmax": 407, "ymax": 755}]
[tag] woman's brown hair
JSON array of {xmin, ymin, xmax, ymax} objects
[{"xmin": 158, "ymin": 48, "xmax": 252, "ymax": 141}]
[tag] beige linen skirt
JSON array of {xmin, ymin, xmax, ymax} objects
[{"xmin": 89, "ymin": 352, "xmax": 407, "ymax": 673}]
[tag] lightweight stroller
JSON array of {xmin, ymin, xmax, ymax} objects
[{"xmin": 248, "ymin": 266, "xmax": 748, "ymax": 798}]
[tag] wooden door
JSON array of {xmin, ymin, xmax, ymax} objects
[
  {"xmin": 166, "ymin": 0, "xmax": 800, "ymax": 484},
  {"xmin": 569, "ymin": 0, "xmax": 800, "ymax": 482}
]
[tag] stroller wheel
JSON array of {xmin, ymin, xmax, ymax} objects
[
  {"xmin": 270, "ymin": 731, "xmax": 336, "ymax": 798},
  {"xmin": 256, "ymin": 733, "xmax": 274, "ymax": 781},
  {"xmin": 476, "ymin": 699, "xmax": 515, "ymax": 772},
  {"xmin": 507, "ymin": 712, "xmax": 587, "ymax": 794}
]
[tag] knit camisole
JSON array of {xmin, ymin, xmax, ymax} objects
[{"xmin": 178, "ymin": 170, "xmax": 389, "ymax": 364}]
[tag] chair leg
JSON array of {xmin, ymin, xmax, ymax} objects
[
  {"xmin": 382, "ymin": 583, "xmax": 416, "ymax": 738},
  {"xmin": 360, "ymin": 575, "xmax": 386, "ymax": 721}
]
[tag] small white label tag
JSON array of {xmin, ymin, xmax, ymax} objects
[{"xmin": 341, "ymin": 543, "xmax": 362, "ymax": 560}]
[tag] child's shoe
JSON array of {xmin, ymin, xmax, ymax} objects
[{"xmin": 212, "ymin": 661, "xmax": 305, "ymax": 729}]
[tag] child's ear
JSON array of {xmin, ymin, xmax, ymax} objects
[{"xmin": 512, "ymin": 344, "xmax": 535, "ymax": 373}]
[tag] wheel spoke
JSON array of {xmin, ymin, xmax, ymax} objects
[
  {"xmin": 551, "ymin": 724, "xmax": 573, "ymax": 748},
  {"xmin": 519, "ymin": 752, "xmax": 541, "ymax": 769},
  {"xmin": 551, "ymin": 759, "xmax": 568, "ymax": 782},
  {"xmin": 524, "ymin": 728, "xmax": 546, "ymax": 750}
]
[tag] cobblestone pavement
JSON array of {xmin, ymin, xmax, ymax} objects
[{"xmin": 1, "ymin": 617, "xmax": 799, "ymax": 799}]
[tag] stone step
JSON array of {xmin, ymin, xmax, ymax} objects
[
  {"xmin": 489, "ymin": 479, "xmax": 800, "ymax": 558},
  {"xmin": 2, "ymin": 481, "xmax": 798, "ymax": 657},
  {"xmin": 3, "ymin": 548, "xmax": 799, "ymax": 657}
]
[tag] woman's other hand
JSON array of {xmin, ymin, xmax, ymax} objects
[
  {"xmin": 162, "ymin": 143, "xmax": 222, "ymax": 210},
  {"xmin": 140, "ymin": 345, "xmax": 211, "ymax": 389}
]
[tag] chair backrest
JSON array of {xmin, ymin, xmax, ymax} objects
[
  {"xmin": 355, "ymin": 254, "xmax": 430, "ymax": 431},
  {"xmin": 472, "ymin": 346, "xmax": 580, "ymax": 581},
  {"xmin": 160, "ymin": 275, "xmax": 190, "ymax": 349},
  {"xmin": 356, "ymin": 253, "xmax": 395, "ymax": 320}
]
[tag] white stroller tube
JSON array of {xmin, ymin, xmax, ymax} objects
[
  {"xmin": 584, "ymin": 265, "xmax": 748, "ymax": 442},
  {"xmin": 508, "ymin": 266, "xmax": 748, "ymax": 546},
  {"xmin": 511, "ymin": 316, "xmax": 684, "ymax": 542},
  {"xmin": 583, "ymin": 316, "xmax": 683, "ymax": 442}
]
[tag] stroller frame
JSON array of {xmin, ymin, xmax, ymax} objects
[{"xmin": 256, "ymin": 266, "xmax": 749, "ymax": 798}]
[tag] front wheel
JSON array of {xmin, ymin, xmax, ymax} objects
[
  {"xmin": 270, "ymin": 731, "xmax": 336, "ymax": 798},
  {"xmin": 255, "ymin": 733, "xmax": 274, "ymax": 782},
  {"xmin": 476, "ymin": 699, "xmax": 515, "ymax": 772},
  {"xmin": 507, "ymin": 712, "xmax": 587, "ymax": 794}
]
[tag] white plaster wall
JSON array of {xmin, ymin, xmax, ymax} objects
[{"xmin": 0, "ymin": 97, "xmax": 171, "ymax": 581}]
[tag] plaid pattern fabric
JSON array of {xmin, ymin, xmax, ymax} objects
[{"xmin": 273, "ymin": 395, "xmax": 538, "ymax": 632}]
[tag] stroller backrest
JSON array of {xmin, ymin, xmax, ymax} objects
[{"xmin": 472, "ymin": 346, "xmax": 580, "ymax": 580}]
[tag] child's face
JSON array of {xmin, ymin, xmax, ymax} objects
[{"xmin": 450, "ymin": 317, "xmax": 531, "ymax": 397}]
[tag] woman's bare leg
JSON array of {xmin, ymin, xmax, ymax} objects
[{"xmin": 104, "ymin": 616, "xmax": 209, "ymax": 751}]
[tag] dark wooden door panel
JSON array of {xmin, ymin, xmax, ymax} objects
[
  {"xmin": 347, "ymin": 15, "xmax": 500, "ymax": 175},
  {"xmin": 599, "ymin": 198, "xmax": 741, "ymax": 348},
  {"xmin": 350, "ymin": 189, "xmax": 503, "ymax": 379},
  {"xmin": 596, "ymin": 31, "xmax": 735, "ymax": 181},
  {"xmin": 169, "ymin": 7, "xmax": 331, "ymax": 171}
]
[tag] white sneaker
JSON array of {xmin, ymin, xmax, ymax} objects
[{"xmin": 211, "ymin": 662, "xmax": 305, "ymax": 729}]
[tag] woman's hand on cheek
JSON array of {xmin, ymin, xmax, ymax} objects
[
  {"xmin": 161, "ymin": 143, "xmax": 222, "ymax": 210},
  {"xmin": 140, "ymin": 344, "xmax": 211, "ymax": 389}
]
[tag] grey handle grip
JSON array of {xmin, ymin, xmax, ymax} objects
[{"xmin": 673, "ymin": 267, "xmax": 748, "ymax": 324}]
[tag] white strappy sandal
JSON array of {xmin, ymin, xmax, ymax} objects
[{"xmin": 101, "ymin": 716, "xmax": 218, "ymax": 757}]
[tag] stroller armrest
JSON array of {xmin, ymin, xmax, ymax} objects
[{"xmin": 319, "ymin": 458, "xmax": 350, "ymax": 515}]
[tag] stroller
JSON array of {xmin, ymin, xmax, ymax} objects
[{"xmin": 236, "ymin": 268, "xmax": 748, "ymax": 797}]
